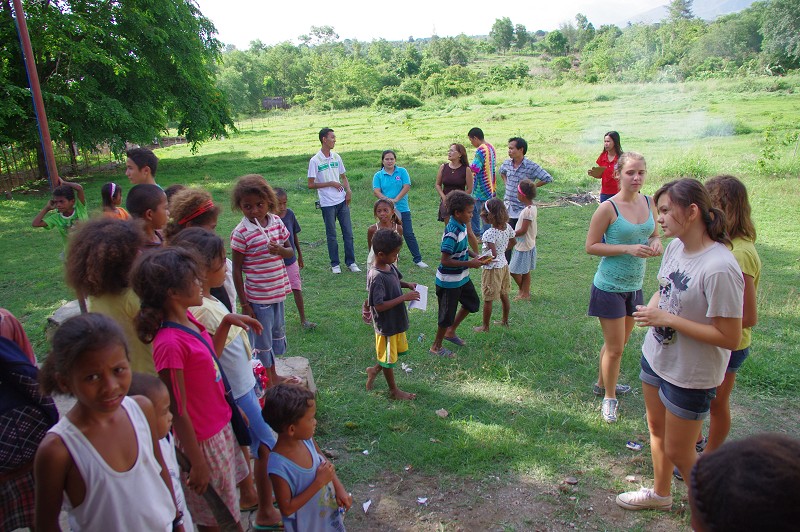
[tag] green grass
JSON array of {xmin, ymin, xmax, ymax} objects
[{"xmin": 2, "ymin": 75, "xmax": 799, "ymax": 529}]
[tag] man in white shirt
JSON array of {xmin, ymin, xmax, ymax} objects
[{"xmin": 307, "ymin": 128, "xmax": 360, "ymax": 273}]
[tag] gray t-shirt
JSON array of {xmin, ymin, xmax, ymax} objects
[
  {"xmin": 367, "ymin": 264, "xmax": 409, "ymax": 337},
  {"xmin": 642, "ymin": 240, "xmax": 743, "ymax": 389}
]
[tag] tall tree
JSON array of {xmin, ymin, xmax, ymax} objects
[
  {"xmin": 0, "ymin": 0, "xmax": 232, "ymax": 155},
  {"xmin": 545, "ymin": 30, "xmax": 568, "ymax": 56},
  {"xmin": 490, "ymin": 17, "xmax": 515, "ymax": 53},
  {"xmin": 761, "ymin": 0, "xmax": 800, "ymax": 68},
  {"xmin": 514, "ymin": 24, "xmax": 529, "ymax": 50},
  {"xmin": 667, "ymin": 0, "xmax": 694, "ymax": 22}
]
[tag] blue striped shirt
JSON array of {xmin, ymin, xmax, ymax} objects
[{"xmin": 436, "ymin": 219, "xmax": 470, "ymax": 288}]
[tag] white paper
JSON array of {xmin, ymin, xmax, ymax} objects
[{"xmin": 408, "ymin": 284, "xmax": 428, "ymax": 311}]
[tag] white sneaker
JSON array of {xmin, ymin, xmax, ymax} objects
[
  {"xmin": 347, "ymin": 263, "xmax": 361, "ymax": 273},
  {"xmin": 331, "ymin": 265, "xmax": 341, "ymax": 274},
  {"xmin": 415, "ymin": 261, "xmax": 429, "ymax": 268},
  {"xmin": 602, "ymin": 398, "xmax": 618, "ymax": 423},
  {"xmin": 616, "ymin": 487, "xmax": 672, "ymax": 511}
]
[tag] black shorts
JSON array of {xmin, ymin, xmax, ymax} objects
[
  {"xmin": 587, "ymin": 285, "xmax": 643, "ymax": 319},
  {"xmin": 436, "ymin": 280, "xmax": 480, "ymax": 328}
]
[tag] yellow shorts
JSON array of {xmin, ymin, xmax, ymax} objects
[
  {"xmin": 375, "ymin": 332, "xmax": 408, "ymax": 368},
  {"xmin": 481, "ymin": 266, "xmax": 510, "ymax": 301}
]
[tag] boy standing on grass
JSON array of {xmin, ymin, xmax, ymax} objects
[
  {"xmin": 430, "ymin": 190, "xmax": 488, "ymax": 357},
  {"xmin": 31, "ymin": 179, "xmax": 87, "ymax": 251},
  {"xmin": 366, "ymin": 229, "xmax": 419, "ymax": 400},
  {"xmin": 125, "ymin": 147, "xmax": 160, "ymax": 186}
]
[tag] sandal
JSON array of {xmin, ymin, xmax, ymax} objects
[
  {"xmin": 429, "ymin": 347, "xmax": 455, "ymax": 358},
  {"xmin": 444, "ymin": 335, "xmax": 466, "ymax": 347}
]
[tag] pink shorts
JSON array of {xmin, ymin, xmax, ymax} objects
[{"xmin": 286, "ymin": 261, "xmax": 301, "ymax": 291}]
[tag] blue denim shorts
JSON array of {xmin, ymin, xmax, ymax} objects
[
  {"xmin": 234, "ymin": 386, "xmax": 277, "ymax": 455},
  {"xmin": 640, "ymin": 356, "xmax": 716, "ymax": 420},
  {"xmin": 727, "ymin": 347, "xmax": 750, "ymax": 373}
]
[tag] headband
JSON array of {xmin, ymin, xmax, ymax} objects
[
  {"xmin": 178, "ymin": 200, "xmax": 215, "ymax": 226},
  {"xmin": 484, "ymin": 202, "xmax": 491, "ymax": 214},
  {"xmin": 110, "ymin": 183, "xmax": 117, "ymax": 197},
  {"xmin": 517, "ymin": 183, "xmax": 524, "ymax": 195}
]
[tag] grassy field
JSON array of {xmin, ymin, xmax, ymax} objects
[{"xmin": 2, "ymin": 75, "xmax": 799, "ymax": 529}]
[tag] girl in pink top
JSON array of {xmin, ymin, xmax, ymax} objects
[{"xmin": 132, "ymin": 247, "xmax": 262, "ymax": 531}]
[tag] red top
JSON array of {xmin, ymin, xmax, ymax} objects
[{"xmin": 596, "ymin": 151, "xmax": 620, "ymax": 195}]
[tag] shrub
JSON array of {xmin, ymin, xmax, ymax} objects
[{"xmin": 373, "ymin": 89, "xmax": 423, "ymax": 110}]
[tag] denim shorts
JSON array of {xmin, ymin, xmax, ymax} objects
[
  {"xmin": 588, "ymin": 285, "xmax": 643, "ymax": 319},
  {"xmin": 640, "ymin": 356, "xmax": 716, "ymax": 420},
  {"xmin": 727, "ymin": 347, "xmax": 750, "ymax": 373},
  {"xmin": 234, "ymin": 386, "xmax": 277, "ymax": 454},
  {"xmin": 249, "ymin": 301, "xmax": 287, "ymax": 368}
]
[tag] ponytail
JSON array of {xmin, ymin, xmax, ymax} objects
[
  {"xmin": 706, "ymin": 207, "xmax": 729, "ymax": 245},
  {"xmin": 654, "ymin": 178, "xmax": 729, "ymax": 244}
]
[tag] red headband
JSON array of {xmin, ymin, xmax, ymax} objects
[{"xmin": 178, "ymin": 200, "xmax": 215, "ymax": 226}]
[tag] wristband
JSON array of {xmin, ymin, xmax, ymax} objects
[{"xmin": 173, "ymin": 511, "xmax": 184, "ymax": 529}]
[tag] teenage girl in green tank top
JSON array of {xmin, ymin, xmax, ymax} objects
[{"xmin": 586, "ymin": 152, "xmax": 662, "ymax": 422}]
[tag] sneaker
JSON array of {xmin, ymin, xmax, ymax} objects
[
  {"xmin": 415, "ymin": 261, "xmax": 429, "ymax": 268},
  {"xmin": 616, "ymin": 487, "xmax": 672, "ymax": 511},
  {"xmin": 331, "ymin": 265, "xmax": 341, "ymax": 274},
  {"xmin": 348, "ymin": 263, "xmax": 361, "ymax": 273},
  {"xmin": 601, "ymin": 398, "xmax": 618, "ymax": 423},
  {"xmin": 673, "ymin": 466, "xmax": 683, "ymax": 482},
  {"xmin": 696, "ymin": 436, "xmax": 708, "ymax": 454},
  {"xmin": 592, "ymin": 383, "xmax": 632, "ymax": 396}
]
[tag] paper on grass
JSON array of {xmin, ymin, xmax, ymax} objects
[{"xmin": 408, "ymin": 284, "xmax": 428, "ymax": 311}]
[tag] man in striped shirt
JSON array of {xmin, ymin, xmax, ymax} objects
[{"xmin": 430, "ymin": 191, "xmax": 487, "ymax": 358}]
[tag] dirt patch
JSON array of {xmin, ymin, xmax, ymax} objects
[
  {"xmin": 345, "ymin": 470, "xmax": 687, "ymax": 531},
  {"xmin": 539, "ymin": 192, "xmax": 599, "ymax": 209}
]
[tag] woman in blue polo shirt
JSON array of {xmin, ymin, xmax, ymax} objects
[{"xmin": 372, "ymin": 150, "xmax": 427, "ymax": 268}]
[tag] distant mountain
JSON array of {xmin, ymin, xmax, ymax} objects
[{"xmin": 618, "ymin": 0, "xmax": 757, "ymax": 25}]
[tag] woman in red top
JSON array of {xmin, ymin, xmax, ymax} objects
[{"xmin": 589, "ymin": 131, "xmax": 623, "ymax": 202}]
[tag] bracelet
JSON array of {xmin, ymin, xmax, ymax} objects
[{"xmin": 173, "ymin": 511, "xmax": 184, "ymax": 529}]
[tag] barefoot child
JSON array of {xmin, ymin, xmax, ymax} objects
[
  {"xmin": 171, "ymin": 227, "xmax": 284, "ymax": 529},
  {"xmin": 128, "ymin": 373, "xmax": 194, "ymax": 532},
  {"xmin": 231, "ymin": 175, "xmax": 295, "ymax": 387},
  {"xmin": 31, "ymin": 179, "xmax": 87, "ymax": 252},
  {"xmin": 263, "ymin": 384, "xmax": 353, "ymax": 531},
  {"xmin": 509, "ymin": 179, "xmax": 538, "ymax": 301},
  {"xmin": 474, "ymin": 199, "xmax": 515, "ymax": 332},
  {"xmin": 366, "ymin": 229, "xmax": 419, "ymax": 400},
  {"xmin": 430, "ymin": 190, "xmax": 489, "ymax": 357},
  {"xmin": 101, "ymin": 182, "xmax": 130, "ymax": 220},
  {"xmin": 127, "ymin": 183, "xmax": 169, "ymax": 248},
  {"xmin": 363, "ymin": 198, "xmax": 403, "ymax": 323},
  {"xmin": 275, "ymin": 187, "xmax": 317, "ymax": 329},
  {"xmin": 34, "ymin": 313, "xmax": 181, "ymax": 531},
  {"xmin": 132, "ymin": 247, "xmax": 261, "ymax": 531}
]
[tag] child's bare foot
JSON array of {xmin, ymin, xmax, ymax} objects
[
  {"xmin": 473, "ymin": 325, "xmax": 489, "ymax": 332},
  {"xmin": 493, "ymin": 320, "xmax": 509, "ymax": 327},
  {"xmin": 390, "ymin": 388, "xmax": 417, "ymax": 400},
  {"xmin": 366, "ymin": 366, "xmax": 380, "ymax": 390},
  {"xmin": 254, "ymin": 506, "xmax": 283, "ymax": 529},
  {"xmin": 514, "ymin": 294, "xmax": 531, "ymax": 301}
]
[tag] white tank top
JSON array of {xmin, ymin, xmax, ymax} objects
[{"xmin": 49, "ymin": 396, "xmax": 175, "ymax": 531}]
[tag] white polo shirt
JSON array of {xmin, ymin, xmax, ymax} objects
[{"xmin": 308, "ymin": 150, "xmax": 347, "ymax": 207}]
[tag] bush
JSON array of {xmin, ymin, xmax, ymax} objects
[
  {"xmin": 550, "ymin": 57, "xmax": 572, "ymax": 72},
  {"xmin": 373, "ymin": 89, "xmax": 423, "ymax": 110}
]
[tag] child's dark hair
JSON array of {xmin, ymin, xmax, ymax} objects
[
  {"xmin": 128, "ymin": 372, "xmax": 167, "ymax": 399},
  {"xmin": 274, "ymin": 187, "xmax": 287, "ymax": 199},
  {"xmin": 39, "ymin": 313, "xmax": 129, "ymax": 396},
  {"xmin": 705, "ymin": 175, "xmax": 756, "ymax": 242},
  {"xmin": 164, "ymin": 188, "xmax": 220, "ymax": 239},
  {"xmin": 445, "ymin": 190, "xmax": 475, "ymax": 216},
  {"xmin": 65, "ymin": 218, "xmax": 144, "ymax": 296},
  {"xmin": 690, "ymin": 433, "xmax": 800, "ymax": 531},
  {"xmin": 262, "ymin": 383, "xmax": 315, "ymax": 433},
  {"xmin": 231, "ymin": 174, "xmax": 277, "ymax": 213},
  {"xmin": 318, "ymin": 127, "xmax": 334, "ymax": 143},
  {"xmin": 605, "ymin": 130, "xmax": 622, "ymax": 156},
  {"xmin": 101, "ymin": 182, "xmax": 122, "ymax": 209},
  {"xmin": 164, "ymin": 184, "xmax": 187, "ymax": 203},
  {"xmin": 518, "ymin": 178, "xmax": 537, "ymax": 201},
  {"xmin": 481, "ymin": 198, "xmax": 509, "ymax": 227},
  {"xmin": 654, "ymin": 178, "xmax": 728, "ymax": 245},
  {"xmin": 53, "ymin": 185, "xmax": 75, "ymax": 201},
  {"xmin": 131, "ymin": 247, "xmax": 202, "ymax": 344},
  {"xmin": 373, "ymin": 198, "xmax": 401, "ymax": 224},
  {"xmin": 126, "ymin": 147, "xmax": 159, "ymax": 176},
  {"xmin": 126, "ymin": 184, "xmax": 166, "ymax": 218},
  {"xmin": 372, "ymin": 228, "xmax": 403, "ymax": 254},
  {"xmin": 169, "ymin": 227, "xmax": 226, "ymax": 271}
]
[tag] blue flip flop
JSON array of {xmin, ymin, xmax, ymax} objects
[{"xmin": 444, "ymin": 335, "xmax": 466, "ymax": 347}]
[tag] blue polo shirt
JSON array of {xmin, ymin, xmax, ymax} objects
[{"xmin": 372, "ymin": 166, "xmax": 411, "ymax": 213}]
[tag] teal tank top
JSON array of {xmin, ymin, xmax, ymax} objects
[{"xmin": 593, "ymin": 196, "xmax": 655, "ymax": 293}]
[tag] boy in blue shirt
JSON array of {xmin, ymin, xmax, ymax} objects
[{"xmin": 430, "ymin": 190, "xmax": 489, "ymax": 357}]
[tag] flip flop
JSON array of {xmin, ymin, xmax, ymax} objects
[
  {"xmin": 444, "ymin": 335, "xmax": 466, "ymax": 346},
  {"xmin": 240, "ymin": 503, "xmax": 258, "ymax": 512},
  {"xmin": 252, "ymin": 522, "xmax": 284, "ymax": 531},
  {"xmin": 429, "ymin": 347, "xmax": 455, "ymax": 358}
]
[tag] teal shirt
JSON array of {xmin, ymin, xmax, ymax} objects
[
  {"xmin": 372, "ymin": 167, "xmax": 411, "ymax": 212},
  {"xmin": 593, "ymin": 197, "xmax": 655, "ymax": 292}
]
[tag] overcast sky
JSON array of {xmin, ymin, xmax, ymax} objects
[{"xmin": 195, "ymin": 0, "xmax": 668, "ymax": 49}]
